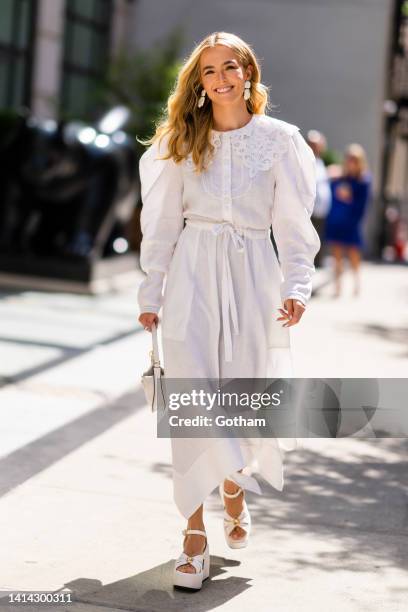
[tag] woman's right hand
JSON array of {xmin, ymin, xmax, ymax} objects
[{"xmin": 138, "ymin": 312, "xmax": 159, "ymax": 332}]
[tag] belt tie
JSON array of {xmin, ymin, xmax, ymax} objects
[{"xmin": 211, "ymin": 222, "xmax": 245, "ymax": 362}]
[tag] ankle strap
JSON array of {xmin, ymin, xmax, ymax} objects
[
  {"xmin": 182, "ymin": 528, "xmax": 206, "ymax": 537},
  {"xmin": 222, "ymin": 487, "xmax": 243, "ymax": 499}
]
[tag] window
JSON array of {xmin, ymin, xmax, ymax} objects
[
  {"xmin": 0, "ymin": 0, "xmax": 37, "ymax": 109},
  {"xmin": 61, "ymin": 0, "xmax": 113, "ymax": 120}
]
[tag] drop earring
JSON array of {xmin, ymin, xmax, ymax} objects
[
  {"xmin": 198, "ymin": 89, "xmax": 206, "ymax": 108},
  {"xmin": 243, "ymin": 80, "xmax": 251, "ymax": 101}
]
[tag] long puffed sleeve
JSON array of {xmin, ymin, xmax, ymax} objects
[
  {"xmin": 137, "ymin": 137, "xmax": 184, "ymax": 315},
  {"xmin": 272, "ymin": 128, "xmax": 321, "ymax": 306}
]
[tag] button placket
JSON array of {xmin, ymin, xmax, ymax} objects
[{"xmin": 222, "ymin": 134, "xmax": 233, "ymax": 223}]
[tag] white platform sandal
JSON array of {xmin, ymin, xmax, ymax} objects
[
  {"xmin": 173, "ymin": 528, "xmax": 210, "ymax": 590},
  {"xmin": 219, "ymin": 483, "xmax": 251, "ymax": 549}
]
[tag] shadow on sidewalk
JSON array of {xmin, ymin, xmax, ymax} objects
[
  {"xmin": 54, "ymin": 558, "xmax": 250, "ymax": 612},
  {"xmin": 28, "ymin": 438, "xmax": 406, "ymax": 612},
  {"xmin": 152, "ymin": 437, "xmax": 408, "ymax": 578}
]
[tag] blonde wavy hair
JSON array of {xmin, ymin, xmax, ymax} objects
[
  {"xmin": 140, "ymin": 31, "xmax": 272, "ymax": 172},
  {"xmin": 342, "ymin": 143, "xmax": 369, "ymax": 179}
]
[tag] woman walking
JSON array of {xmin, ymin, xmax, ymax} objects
[
  {"xmin": 137, "ymin": 31, "xmax": 320, "ymax": 590},
  {"xmin": 325, "ymin": 144, "xmax": 372, "ymax": 297}
]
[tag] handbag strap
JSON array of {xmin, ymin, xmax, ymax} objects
[{"xmin": 151, "ymin": 322, "xmax": 161, "ymax": 367}]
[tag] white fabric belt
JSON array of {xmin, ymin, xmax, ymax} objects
[{"xmin": 185, "ymin": 218, "xmax": 270, "ymax": 362}]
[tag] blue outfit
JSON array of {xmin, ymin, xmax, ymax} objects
[{"xmin": 324, "ymin": 174, "xmax": 371, "ymax": 248}]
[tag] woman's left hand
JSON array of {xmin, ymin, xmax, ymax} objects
[{"xmin": 276, "ymin": 299, "xmax": 306, "ymax": 327}]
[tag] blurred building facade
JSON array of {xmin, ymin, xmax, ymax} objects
[
  {"xmin": 0, "ymin": 0, "xmax": 127, "ymax": 120},
  {"xmin": 0, "ymin": 0, "xmax": 405, "ymax": 258}
]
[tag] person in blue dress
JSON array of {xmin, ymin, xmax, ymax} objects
[{"xmin": 324, "ymin": 143, "xmax": 372, "ymax": 297}]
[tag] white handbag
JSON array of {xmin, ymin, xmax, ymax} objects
[{"xmin": 141, "ymin": 322, "xmax": 165, "ymax": 412}]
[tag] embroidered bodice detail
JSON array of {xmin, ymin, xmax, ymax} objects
[
  {"xmin": 229, "ymin": 128, "xmax": 290, "ymax": 178},
  {"xmin": 183, "ymin": 115, "xmax": 294, "ymax": 200}
]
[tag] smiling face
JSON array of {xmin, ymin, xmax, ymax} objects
[{"xmin": 199, "ymin": 44, "xmax": 252, "ymax": 108}]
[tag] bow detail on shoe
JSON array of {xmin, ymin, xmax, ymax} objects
[
  {"xmin": 223, "ymin": 509, "xmax": 251, "ymax": 537},
  {"xmin": 219, "ymin": 483, "xmax": 252, "ymax": 547},
  {"xmin": 175, "ymin": 551, "xmax": 205, "ymax": 574}
]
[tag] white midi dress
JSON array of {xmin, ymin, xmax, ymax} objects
[{"xmin": 137, "ymin": 113, "xmax": 320, "ymax": 519}]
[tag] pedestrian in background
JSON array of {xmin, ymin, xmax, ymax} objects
[
  {"xmin": 307, "ymin": 130, "xmax": 331, "ymax": 268},
  {"xmin": 325, "ymin": 144, "xmax": 372, "ymax": 297}
]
